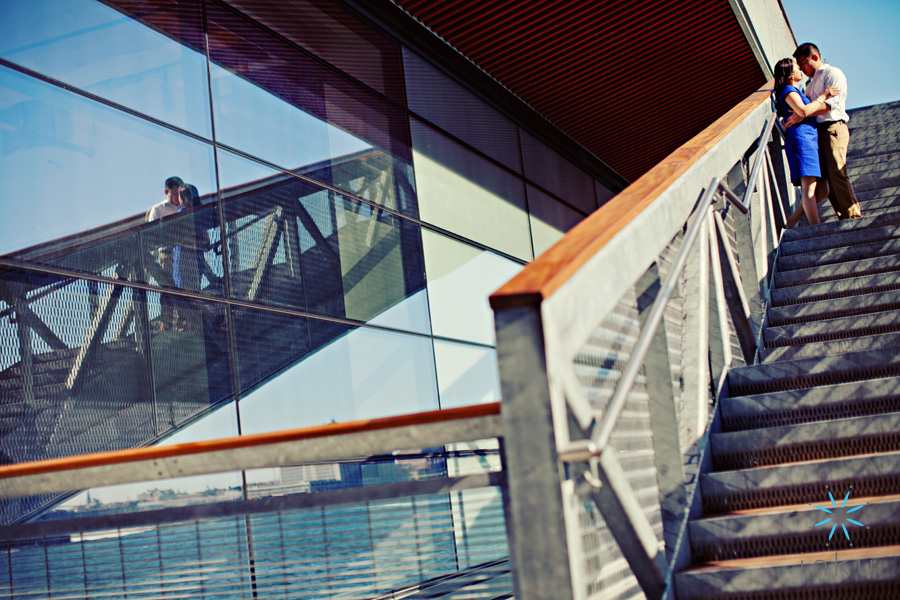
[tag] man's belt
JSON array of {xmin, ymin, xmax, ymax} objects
[{"xmin": 818, "ymin": 120, "xmax": 847, "ymax": 127}]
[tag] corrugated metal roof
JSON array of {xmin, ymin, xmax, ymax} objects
[{"xmin": 395, "ymin": 0, "xmax": 766, "ymax": 182}]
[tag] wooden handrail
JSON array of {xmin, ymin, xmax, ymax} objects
[
  {"xmin": 0, "ymin": 402, "xmax": 501, "ymax": 480},
  {"xmin": 489, "ymin": 80, "xmax": 774, "ymax": 310}
]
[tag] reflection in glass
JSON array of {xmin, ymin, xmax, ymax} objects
[
  {"xmin": 219, "ymin": 150, "xmax": 429, "ymax": 334},
  {"xmin": 35, "ymin": 405, "xmax": 243, "ymax": 521},
  {"xmin": 411, "ymin": 119, "xmax": 532, "ymax": 261},
  {"xmin": 0, "ymin": 272, "xmax": 153, "ymax": 467},
  {"xmin": 245, "ymin": 452, "xmax": 448, "ymax": 498},
  {"xmin": 150, "ymin": 291, "xmax": 233, "ymax": 428},
  {"xmin": 226, "ymin": 0, "xmax": 405, "ymax": 102},
  {"xmin": 207, "ymin": 1, "xmax": 418, "ymax": 217},
  {"xmin": 0, "ymin": 65, "xmax": 217, "ymax": 258},
  {"xmin": 520, "ymin": 129, "xmax": 596, "ymax": 214},
  {"xmin": 422, "ymin": 230, "xmax": 522, "ymax": 346},
  {"xmin": 403, "ymin": 49, "xmax": 522, "ymax": 173},
  {"xmin": 596, "ymin": 179, "xmax": 616, "ymax": 208},
  {"xmin": 237, "ymin": 322, "xmax": 439, "ymax": 434},
  {"xmin": 0, "ymin": 0, "xmax": 212, "ymax": 138},
  {"xmin": 434, "ymin": 340, "xmax": 500, "ymax": 409},
  {"xmin": 527, "ymin": 184, "xmax": 585, "ymax": 256},
  {"xmin": 449, "ymin": 487, "xmax": 508, "ymax": 569},
  {"xmin": 0, "ymin": 268, "xmax": 234, "ymax": 523}
]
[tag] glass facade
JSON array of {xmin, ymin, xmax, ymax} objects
[{"xmin": 0, "ymin": 0, "xmax": 616, "ymax": 595}]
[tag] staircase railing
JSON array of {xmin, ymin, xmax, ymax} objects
[{"xmin": 489, "ymin": 80, "xmax": 791, "ymax": 600}]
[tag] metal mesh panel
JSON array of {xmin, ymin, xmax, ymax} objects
[
  {"xmin": 572, "ymin": 287, "xmax": 664, "ymax": 600},
  {"xmin": 0, "ymin": 268, "xmax": 235, "ymax": 524},
  {"xmin": 36, "ymin": 202, "xmax": 225, "ymax": 298},
  {"xmin": 0, "ymin": 487, "xmax": 510, "ymax": 600},
  {"xmin": 722, "ymin": 205, "xmax": 747, "ymax": 369},
  {"xmin": 223, "ymin": 177, "xmax": 424, "ymax": 326},
  {"xmin": 657, "ymin": 230, "xmax": 687, "ymax": 447}
]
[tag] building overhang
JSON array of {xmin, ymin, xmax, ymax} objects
[{"xmin": 360, "ymin": 0, "xmax": 784, "ymax": 183}]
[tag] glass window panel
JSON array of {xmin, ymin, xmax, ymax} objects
[
  {"xmin": 520, "ymin": 129, "xmax": 595, "ymax": 214},
  {"xmin": 434, "ymin": 340, "xmax": 500, "ymax": 409},
  {"xmin": 0, "ymin": 270, "xmax": 230, "ymax": 522},
  {"xmin": 150, "ymin": 291, "xmax": 234, "ymax": 426},
  {"xmin": 218, "ymin": 150, "xmax": 430, "ymax": 334},
  {"xmin": 35, "ymin": 405, "xmax": 243, "ymax": 520},
  {"xmin": 236, "ymin": 318, "xmax": 439, "ymax": 434},
  {"xmin": 207, "ymin": 2, "xmax": 418, "ymax": 217},
  {"xmin": 0, "ymin": 0, "xmax": 212, "ymax": 138},
  {"xmin": 450, "ymin": 488, "xmax": 508, "ymax": 569},
  {"xmin": 225, "ymin": 0, "xmax": 405, "ymax": 102},
  {"xmin": 411, "ymin": 120, "xmax": 532, "ymax": 261},
  {"xmin": 596, "ymin": 179, "xmax": 616, "ymax": 208},
  {"xmin": 0, "ymin": 65, "xmax": 217, "ymax": 261},
  {"xmin": 528, "ymin": 184, "xmax": 584, "ymax": 256},
  {"xmin": 403, "ymin": 48, "xmax": 522, "ymax": 173},
  {"xmin": 422, "ymin": 229, "xmax": 522, "ymax": 346}
]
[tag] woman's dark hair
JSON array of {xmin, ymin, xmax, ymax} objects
[
  {"xmin": 179, "ymin": 183, "xmax": 200, "ymax": 208},
  {"xmin": 774, "ymin": 58, "xmax": 794, "ymax": 93}
]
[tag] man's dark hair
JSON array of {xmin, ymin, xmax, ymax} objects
[
  {"xmin": 793, "ymin": 43, "xmax": 820, "ymax": 60},
  {"xmin": 164, "ymin": 176, "xmax": 184, "ymax": 190}
]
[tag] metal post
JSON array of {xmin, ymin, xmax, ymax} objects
[
  {"xmin": 13, "ymin": 293, "xmax": 35, "ymax": 408},
  {"xmin": 707, "ymin": 209, "xmax": 733, "ymax": 394},
  {"xmin": 713, "ymin": 211, "xmax": 757, "ymax": 365},
  {"xmin": 494, "ymin": 303, "xmax": 578, "ymax": 600},
  {"xmin": 634, "ymin": 263, "xmax": 688, "ymax": 557},
  {"xmin": 585, "ymin": 452, "xmax": 666, "ymax": 599},
  {"xmin": 765, "ymin": 147, "xmax": 788, "ymax": 232},
  {"xmin": 680, "ymin": 203, "xmax": 710, "ymax": 443}
]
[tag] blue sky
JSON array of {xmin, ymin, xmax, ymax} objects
[{"xmin": 781, "ymin": 0, "xmax": 900, "ymax": 109}]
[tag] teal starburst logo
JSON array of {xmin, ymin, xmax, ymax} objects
[{"xmin": 812, "ymin": 490, "xmax": 865, "ymax": 544}]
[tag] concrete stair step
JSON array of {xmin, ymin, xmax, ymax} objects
[
  {"xmin": 711, "ymin": 413, "xmax": 900, "ymax": 470},
  {"xmin": 767, "ymin": 290, "xmax": 900, "ymax": 327},
  {"xmin": 759, "ymin": 332, "xmax": 900, "ymax": 363},
  {"xmin": 722, "ymin": 378, "xmax": 900, "ymax": 432},
  {"xmin": 781, "ymin": 212, "xmax": 900, "ymax": 245},
  {"xmin": 857, "ymin": 184, "xmax": 900, "ymax": 203},
  {"xmin": 676, "ymin": 545, "xmax": 900, "ymax": 599},
  {"xmin": 763, "ymin": 311, "xmax": 900, "ymax": 349},
  {"xmin": 813, "ymin": 204, "xmax": 900, "ymax": 225},
  {"xmin": 849, "ymin": 129, "xmax": 900, "ymax": 154},
  {"xmin": 780, "ymin": 223, "xmax": 900, "ymax": 257},
  {"xmin": 776, "ymin": 238, "xmax": 900, "ymax": 272},
  {"xmin": 726, "ymin": 347, "xmax": 900, "ymax": 397},
  {"xmin": 773, "ymin": 254, "xmax": 900, "ymax": 288},
  {"xmin": 770, "ymin": 271, "xmax": 900, "ymax": 307},
  {"xmin": 700, "ymin": 450, "xmax": 900, "ymax": 513},
  {"xmin": 847, "ymin": 151, "xmax": 900, "ymax": 172},
  {"xmin": 689, "ymin": 494, "xmax": 900, "ymax": 562},
  {"xmin": 853, "ymin": 171, "xmax": 900, "ymax": 194}
]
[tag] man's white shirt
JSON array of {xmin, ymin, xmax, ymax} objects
[
  {"xmin": 806, "ymin": 63, "xmax": 850, "ymax": 124},
  {"xmin": 147, "ymin": 200, "xmax": 179, "ymax": 221}
]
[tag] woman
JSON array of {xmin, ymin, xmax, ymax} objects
[{"xmin": 774, "ymin": 57, "xmax": 838, "ymax": 227}]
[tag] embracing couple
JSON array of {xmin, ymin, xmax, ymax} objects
[{"xmin": 774, "ymin": 43, "xmax": 862, "ymax": 228}]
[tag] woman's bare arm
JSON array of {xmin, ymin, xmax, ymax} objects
[{"xmin": 783, "ymin": 86, "xmax": 839, "ymax": 126}]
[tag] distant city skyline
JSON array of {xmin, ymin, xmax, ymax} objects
[{"xmin": 782, "ymin": 0, "xmax": 900, "ymax": 109}]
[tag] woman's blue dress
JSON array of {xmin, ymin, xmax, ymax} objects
[{"xmin": 777, "ymin": 85, "xmax": 820, "ymax": 184}]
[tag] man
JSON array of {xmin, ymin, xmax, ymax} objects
[
  {"xmin": 146, "ymin": 176, "xmax": 183, "ymax": 329},
  {"xmin": 791, "ymin": 43, "xmax": 862, "ymax": 220},
  {"xmin": 147, "ymin": 176, "xmax": 184, "ymax": 221}
]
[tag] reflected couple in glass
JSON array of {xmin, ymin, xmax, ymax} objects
[{"xmin": 146, "ymin": 175, "xmax": 221, "ymax": 331}]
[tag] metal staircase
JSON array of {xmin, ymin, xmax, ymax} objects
[{"xmin": 676, "ymin": 101, "xmax": 900, "ymax": 599}]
